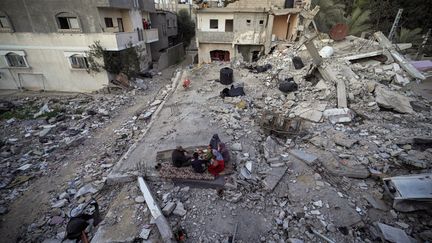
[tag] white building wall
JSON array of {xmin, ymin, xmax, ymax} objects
[{"xmin": 197, "ymin": 13, "xmax": 234, "ymax": 32}]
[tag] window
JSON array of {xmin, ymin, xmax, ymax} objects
[
  {"xmin": 259, "ymin": 20, "xmax": 264, "ymax": 25},
  {"xmin": 246, "ymin": 20, "xmax": 251, "ymax": 25},
  {"xmin": 117, "ymin": 18, "xmax": 124, "ymax": 32},
  {"xmin": 210, "ymin": 19, "xmax": 218, "ymax": 29},
  {"xmin": 0, "ymin": 16, "xmax": 10, "ymax": 28},
  {"xmin": 6, "ymin": 53, "xmax": 27, "ymax": 67},
  {"xmin": 56, "ymin": 12, "xmax": 80, "ymax": 30},
  {"xmin": 104, "ymin": 18, "xmax": 114, "ymax": 28},
  {"xmin": 69, "ymin": 55, "xmax": 89, "ymax": 69},
  {"xmin": 225, "ymin": 19, "xmax": 233, "ymax": 32}
]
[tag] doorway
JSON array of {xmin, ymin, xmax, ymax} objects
[
  {"xmin": 210, "ymin": 50, "xmax": 230, "ymax": 61},
  {"xmin": 117, "ymin": 18, "xmax": 124, "ymax": 32}
]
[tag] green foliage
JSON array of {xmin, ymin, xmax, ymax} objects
[
  {"xmin": 177, "ymin": 9, "xmax": 195, "ymax": 47},
  {"xmin": 348, "ymin": 7, "xmax": 371, "ymax": 36},
  {"xmin": 311, "ymin": 0, "xmax": 346, "ymax": 33},
  {"xmin": 86, "ymin": 40, "xmax": 144, "ymax": 78},
  {"xmin": 397, "ymin": 27, "xmax": 423, "ymax": 44}
]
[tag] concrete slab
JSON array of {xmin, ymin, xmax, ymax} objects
[{"xmin": 108, "ymin": 69, "xmax": 229, "ymax": 184}]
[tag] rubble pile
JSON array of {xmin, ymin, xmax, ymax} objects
[
  {"xmin": 0, "ymin": 72, "xmax": 178, "ymax": 241},
  {"xmin": 146, "ymin": 34, "xmax": 431, "ymax": 242}
]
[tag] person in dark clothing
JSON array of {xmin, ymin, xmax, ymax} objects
[
  {"xmin": 172, "ymin": 146, "xmax": 191, "ymax": 167},
  {"xmin": 191, "ymin": 152, "xmax": 208, "ymax": 173},
  {"xmin": 209, "ymin": 134, "xmax": 221, "ymax": 149}
]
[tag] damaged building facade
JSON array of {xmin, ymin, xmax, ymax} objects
[
  {"xmin": 195, "ymin": 0, "xmax": 313, "ymax": 63},
  {"xmin": 0, "ymin": 0, "xmax": 161, "ymax": 92}
]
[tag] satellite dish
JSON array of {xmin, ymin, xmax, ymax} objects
[{"xmin": 329, "ymin": 23, "xmax": 349, "ymax": 41}]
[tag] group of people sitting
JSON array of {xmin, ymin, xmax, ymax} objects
[{"xmin": 171, "ymin": 134, "xmax": 230, "ymax": 176}]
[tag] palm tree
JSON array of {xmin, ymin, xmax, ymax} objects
[
  {"xmin": 348, "ymin": 7, "xmax": 371, "ymax": 36},
  {"xmin": 312, "ymin": 0, "xmax": 346, "ymax": 33},
  {"xmin": 396, "ymin": 27, "xmax": 423, "ymax": 44}
]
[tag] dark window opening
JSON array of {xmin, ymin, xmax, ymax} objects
[
  {"xmin": 210, "ymin": 50, "xmax": 230, "ymax": 62},
  {"xmin": 105, "ymin": 18, "xmax": 114, "ymax": 28},
  {"xmin": 246, "ymin": 19, "xmax": 251, "ymax": 25},
  {"xmin": 210, "ymin": 19, "xmax": 218, "ymax": 29},
  {"xmin": 225, "ymin": 19, "xmax": 233, "ymax": 32},
  {"xmin": 6, "ymin": 53, "xmax": 26, "ymax": 67},
  {"xmin": 252, "ymin": 51, "xmax": 260, "ymax": 62},
  {"xmin": 259, "ymin": 20, "xmax": 264, "ymax": 25},
  {"xmin": 57, "ymin": 16, "xmax": 79, "ymax": 30}
]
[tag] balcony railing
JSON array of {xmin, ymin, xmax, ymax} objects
[
  {"xmin": 143, "ymin": 28, "xmax": 158, "ymax": 43},
  {"xmin": 196, "ymin": 31, "xmax": 234, "ymax": 43}
]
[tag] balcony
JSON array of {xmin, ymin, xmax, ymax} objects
[
  {"xmin": 143, "ymin": 28, "xmax": 158, "ymax": 43},
  {"xmin": 196, "ymin": 31, "xmax": 234, "ymax": 44},
  {"xmin": 96, "ymin": 0, "xmax": 155, "ymax": 11}
]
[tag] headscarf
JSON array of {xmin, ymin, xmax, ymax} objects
[
  {"xmin": 218, "ymin": 143, "xmax": 230, "ymax": 162},
  {"xmin": 212, "ymin": 149, "xmax": 224, "ymax": 161},
  {"xmin": 209, "ymin": 134, "xmax": 221, "ymax": 149}
]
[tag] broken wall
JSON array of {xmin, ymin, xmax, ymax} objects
[
  {"xmin": 237, "ymin": 45, "xmax": 263, "ymax": 62},
  {"xmin": 272, "ymin": 13, "xmax": 299, "ymax": 41},
  {"xmin": 225, "ymin": 0, "xmax": 285, "ymax": 9},
  {"xmin": 157, "ymin": 43, "xmax": 185, "ymax": 70}
]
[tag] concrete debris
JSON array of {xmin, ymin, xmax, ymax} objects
[
  {"xmin": 289, "ymin": 150, "xmax": 318, "ymax": 165},
  {"xmin": 323, "ymin": 108, "xmax": 355, "ymax": 124},
  {"xmin": 74, "ymin": 184, "xmax": 98, "ymax": 198},
  {"xmin": 162, "ymin": 202, "xmax": 176, "ymax": 216},
  {"xmin": 173, "ymin": 202, "xmax": 187, "ymax": 217},
  {"xmin": 140, "ymin": 228, "xmax": 152, "ymax": 240},
  {"xmin": 263, "ymin": 166, "xmax": 288, "ymax": 191},
  {"xmin": 373, "ymin": 222, "xmax": 414, "ymax": 243},
  {"xmin": 375, "ymin": 86, "xmax": 414, "ymax": 114}
]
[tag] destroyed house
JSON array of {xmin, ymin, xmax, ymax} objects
[
  {"xmin": 0, "ymin": 0, "xmax": 161, "ymax": 92},
  {"xmin": 195, "ymin": 0, "xmax": 313, "ymax": 63}
]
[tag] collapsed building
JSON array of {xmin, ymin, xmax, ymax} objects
[{"xmin": 195, "ymin": 0, "xmax": 317, "ymax": 63}]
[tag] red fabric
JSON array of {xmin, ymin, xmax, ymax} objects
[{"xmin": 208, "ymin": 160, "xmax": 224, "ymax": 176}]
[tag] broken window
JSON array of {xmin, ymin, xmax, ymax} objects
[
  {"xmin": 210, "ymin": 19, "xmax": 218, "ymax": 29},
  {"xmin": 246, "ymin": 19, "xmax": 251, "ymax": 25},
  {"xmin": 6, "ymin": 53, "xmax": 27, "ymax": 67},
  {"xmin": 225, "ymin": 19, "xmax": 233, "ymax": 32},
  {"xmin": 259, "ymin": 20, "xmax": 264, "ymax": 25},
  {"xmin": 69, "ymin": 55, "xmax": 89, "ymax": 69},
  {"xmin": 56, "ymin": 12, "xmax": 80, "ymax": 30},
  {"xmin": 0, "ymin": 16, "xmax": 10, "ymax": 28},
  {"xmin": 104, "ymin": 18, "xmax": 114, "ymax": 28}
]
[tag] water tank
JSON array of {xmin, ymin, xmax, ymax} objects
[{"xmin": 220, "ymin": 67, "xmax": 233, "ymax": 85}]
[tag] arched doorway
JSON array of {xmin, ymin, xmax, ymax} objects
[{"xmin": 210, "ymin": 50, "xmax": 230, "ymax": 62}]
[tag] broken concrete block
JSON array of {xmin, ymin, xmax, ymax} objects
[
  {"xmin": 231, "ymin": 143, "xmax": 242, "ymax": 151},
  {"xmin": 364, "ymin": 194, "xmax": 389, "ymax": 211},
  {"xmin": 374, "ymin": 222, "xmax": 413, "ymax": 243},
  {"xmin": 394, "ymin": 73, "xmax": 410, "ymax": 86},
  {"xmin": 314, "ymin": 80, "xmax": 328, "ymax": 91},
  {"xmin": 323, "ymin": 108, "xmax": 355, "ymax": 124},
  {"xmin": 334, "ymin": 133, "xmax": 358, "ymax": 148},
  {"xmin": 52, "ymin": 199, "xmax": 68, "ymax": 208},
  {"xmin": 299, "ymin": 110, "xmax": 323, "ymax": 123},
  {"xmin": 162, "ymin": 202, "xmax": 176, "ymax": 216},
  {"xmin": 139, "ymin": 228, "xmax": 151, "ymax": 240},
  {"xmin": 263, "ymin": 166, "xmax": 287, "ymax": 191},
  {"xmin": 173, "ymin": 202, "xmax": 187, "ymax": 217},
  {"xmin": 289, "ymin": 150, "xmax": 318, "ymax": 165},
  {"xmin": 74, "ymin": 184, "xmax": 98, "ymax": 198},
  {"xmin": 375, "ymin": 86, "xmax": 414, "ymax": 114}
]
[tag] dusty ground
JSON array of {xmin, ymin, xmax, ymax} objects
[{"xmin": 0, "ymin": 66, "xmax": 179, "ymax": 242}]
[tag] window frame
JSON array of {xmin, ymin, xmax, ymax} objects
[
  {"xmin": 104, "ymin": 17, "xmax": 114, "ymax": 28},
  {"xmin": 0, "ymin": 12, "xmax": 13, "ymax": 32},
  {"xmin": 4, "ymin": 52, "xmax": 29, "ymax": 68},
  {"xmin": 56, "ymin": 12, "xmax": 81, "ymax": 32},
  {"xmin": 69, "ymin": 55, "xmax": 89, "ymax": 70},
  {"xmin": 259, "ymin": 20, "xmax": 264, "ymax": 25},
  {"xmin": 209, "ymin": 19, "xmax": 218, "ymax": 29}
]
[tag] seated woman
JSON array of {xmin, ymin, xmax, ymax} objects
[
  {"xmin": 208, "ymin": 149, "xmax": 225, "ymax": 176},
  {"xmin": 209, "ymin": 134, "xmax": 221, "ymax": 150},
  {"xmin": 171, "ymin": 146, "xmax": 191, "ymax": 167},
  {"xmin": 218, "ymin": 143, "xmax": 230, "ymax": 163},
  {"xmin": 191, "ymin": 152, "xmax": 208, "ymax": 173}
]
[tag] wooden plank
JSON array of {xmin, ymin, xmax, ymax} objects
[
  {"xmin": 374, "ymin": 31, "xmax": 426, "ymax": 80},
  {"xmin": 138, "ymin": 177, "xmax": 175, "ymax": 243}
]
